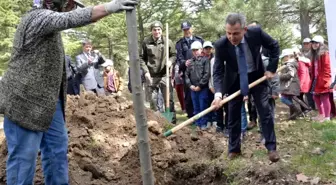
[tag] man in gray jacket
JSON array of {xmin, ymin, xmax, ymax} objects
[
  {"xmin": 0, "ymin": 0, "xmax": 137, "ymax": 184},
  {"xmin": 76, "ymin": 40, "xmax": 105, "ymax": 96}
]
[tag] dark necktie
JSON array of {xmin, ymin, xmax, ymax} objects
[{"xmin": 236, "ymin": 43, "xmax": 249, "ymax": 96}]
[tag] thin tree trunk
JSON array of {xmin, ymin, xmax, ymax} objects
[
  {"xmin": 108, "ymin": 37, "xmax": 113, "ymax": 59},
  {"xmin": 137, "ymin": 4, "xmax": 145, "ymax": 44},
  {"xmin": 125, "ymin": 8, "xmax": 155, "ymax": 185},
  {"xmin": 299, "ymin": 0, "xmax": 310, "ymax": 40}
]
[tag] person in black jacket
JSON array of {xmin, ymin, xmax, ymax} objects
[
  {"xmin": 176, "ymin": 21, "xmax": 204, "ymax": 119},
  {"xmin": 65, "ymin": 55, "xmax": 79, "ymax": 95},
  {"xmin": 185, "ymin": 41, "xmax": 210, "ymax": 130},
  {"xmin": 212, "ymin": 13, "xmax": 280, "ymax": 162}
]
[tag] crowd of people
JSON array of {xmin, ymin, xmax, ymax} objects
[
  {"xmin": 65, "ymin": 40, "xmax": 124, "ymax": 97},
  {"xmin": 133, "ymin": 14, "xmax": 334, "ymax": 162},
  {"xmin": 65, "ymin": 14, "xmax": 335, "ymax": 163}
]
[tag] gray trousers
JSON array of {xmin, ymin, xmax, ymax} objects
[{"xmin": 149, "ymin": 77, "xmax": 176, "ymax": 122}]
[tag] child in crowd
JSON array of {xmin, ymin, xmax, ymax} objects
[
  {"xmin": 203, "ymin": 41, "xmax": 216, "ymax": 128},
  {"xmin": 208, "ymin": 42, "xmax": 229, "ymax": 137},
  {"xmin": 185, "ymin": 41, "xmax": 210, "ymax": 130},
  {"xmin": 310, "ymin": 35, "xmax": 332, "ymax": 122},
  {"xmin": 293, "ymin": 48, "xmax": 312, "ymax": 114},
  {"xmin": 102, "ymin": 59, "xmax": 123, "ymax": 96},
  {"xmin": 279, "ymin": 49, "xmax": 301, "ymax": 120}
]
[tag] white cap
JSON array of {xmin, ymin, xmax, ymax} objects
[
  {"xmin": 203, "ymin": 41, "xmax": 213, "ymax": 48},
  {"xmin": 102, "ymin": 59, "xmax": 113, "ymax": 67},
  {"xmin": 292, "ymin": 47, "xmax": 301, "ymax": 54},
  {"xmin": 191, "ymin": 41, "xmax": 202, "ymax": 50},
  {"xmin": 312, "ymin": 35, "xmax": 324, "ymax": 44},
  {"xmin": 280, "ymin": 49, "xmax": 294, "ymax": 59},
  {"xmin": 302, "ymin": 38, "xmax": 311, "ymax": 43}
]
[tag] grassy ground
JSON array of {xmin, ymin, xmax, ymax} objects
[{"xmin": 290, "ymin": 119, "xmax": 336, "ymax": 181}]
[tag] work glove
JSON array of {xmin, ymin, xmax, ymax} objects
[{"xmin": 104, "ymin": 0, "xmax": 138, "ymax": 14}]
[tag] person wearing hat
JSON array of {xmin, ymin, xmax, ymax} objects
[
  {"xmin": 310, "ymin": 35, "xmax": 332, "ymax": 122},
  {"xmin": 302, "ymin": 38, "xmax": 312, "ymax": 58},
  {"xmin": 278, "ymin": 49, "xmax": 302, "ymax": 120},
  {"xmin": 175, "ymin": 21, "xmax": 204, "ymax": 119},
  {"xmin": 203, "ymin": 41, "xmax": 214, "ymax": 60},
  {"xmin": 207, "ymin": 42, "xmax": 229, "ymax": 136},
  {"xmin": 102, "ymin": 59, "xmax": 124, "ymax": 96},
  {"xmin": 140, "ymin": 20, "xmax": 177, "ymax": 123},
  {"xmin": 0, "ymin": 0, "xmax": 137, "ymax": 183},
  {"xmin": 292, "ymin": 47, "xmax": 313, "ymax": 114},
  {"xmin": 204, "ymin": 41, "xmax": 226, "ymax": 130},
  {"xmin": 203, "ymin": 41, "xmax": 215, "ymax": 128},
  {"xmin": 300, "ymin": 37, "xmax": 316, "ymax": 110},
  {"xmin": 185, "ymin": 41, "xmax": 211, "ymax": 130}
]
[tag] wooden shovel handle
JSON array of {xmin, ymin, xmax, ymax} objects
[{"xmin": 163, "ymin": 65, "xmax": 286, "ymax": 137}]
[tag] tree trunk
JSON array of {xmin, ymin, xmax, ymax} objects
[
  {"xmin": 108, "ymin": 37, "xmax": 113, "ymax": 59},
  {"xmin": 125, "ymin": 8, "xmax": 155, "ymax": 185},
  {"xmin": 137, "ymin": 4, "xmax": 145, "ymax": 43},
  {"xmin": 299, "ymin": 0, "xmax": 310, "ymax": 40}
]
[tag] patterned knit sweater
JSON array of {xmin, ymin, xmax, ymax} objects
[{"xmin": 0, "ymin": 7, "xmax": 93, "ymax": 131}]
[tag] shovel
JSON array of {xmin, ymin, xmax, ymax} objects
[
  {"xmin": 161, "ymin": 23, "xmax": 174, "ymax": 123},
  {"xmin": 163, "ymin": 65, "xmax": 287, "ymax": 137}
]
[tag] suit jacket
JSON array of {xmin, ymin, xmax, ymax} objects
[
  {"xmin": 76, "ymin": 52, "xmax": 105, "ymax": 90},
  {"xmin": 65, "ymin": 55, "xmax": 77, "ymax": 79},
  {"xmin": 213, "ymin": 27, "xmax": 280, "ymax": 96}
]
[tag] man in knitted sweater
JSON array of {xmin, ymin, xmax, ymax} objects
[{"xmin": 0, "ymin": 0, "xmax": 137, "ymax": 184}]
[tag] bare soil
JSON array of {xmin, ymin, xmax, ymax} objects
[{"xmin": 0, "ymin": 93, "xmax": 323, "ymax": 184}]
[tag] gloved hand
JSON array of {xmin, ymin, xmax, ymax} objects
[{"xmin": 104, "ymin": 0, "xmax": 138, "ymax": 14}]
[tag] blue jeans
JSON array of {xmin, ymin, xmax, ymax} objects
[
  {"xmin": 280, "ymin": 95, "xmax": 293, "ymax": 106},
  {"xmin": 241, "ymin": 104, "xmax": 248, "ymax": 133},
  {"xmin": 191, "ymin": 88, "xmax": 210, "ymax": 127},
  {"xmin": 208, "ymin": 91, "xmax": 217, "ymax": 122},
  {"xmin": 4, "ymin": 99, "xmax": 69, "ymax": 185}
]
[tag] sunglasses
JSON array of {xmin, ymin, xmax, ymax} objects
[{"xmin": 311, "ymin": 41, "xmax": 319, "ymax": 44}]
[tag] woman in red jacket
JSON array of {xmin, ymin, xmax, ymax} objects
[
  {"xmin": 310, "ymin": 35, "xmax": 332, "ymax": 122},
  {"xmin": 294, "ymin": 48, "xmax": 312, "ymax": 113}
]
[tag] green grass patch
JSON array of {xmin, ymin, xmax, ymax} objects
[
  {"xmin": 253, "ymin": 150, "xmax": 267, "ymax": 158},
  {"xmin": 290, "ymin": 120, "xmax": 336, "ymax": 181}
]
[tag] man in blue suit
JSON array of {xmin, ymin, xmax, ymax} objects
[{"xmin": 212, "ymin": 13, "xmax": 280, "ymax": 162}]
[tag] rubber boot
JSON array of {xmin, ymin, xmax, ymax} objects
[{"xmin": 288, "ymin": 104, "xmax": 301, "ymax": 120}]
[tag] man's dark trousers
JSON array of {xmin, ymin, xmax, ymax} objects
[{"xmin": 228, "ymin": 81, "xmax": 276, "ymax": 153}]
